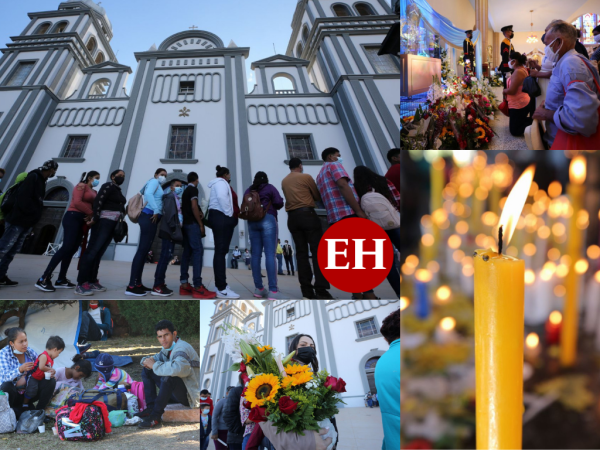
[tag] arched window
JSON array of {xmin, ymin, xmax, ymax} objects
[
  {"xmin": 272, "ymin": 73, "xmax": 297, "ymax": 94},
  {"xmin": 203, "ymin": 379, "xmax": 211, "ymax": 389},
  {"xmin": 44, "ymin": 187, "xmax": 70, "ymax": 202},
  {"xmin": 95, "ymin": 52, "xmax": 105, "ymax": 64},
  {"xmin": 242, "ymin": 303, "xmax": 247, "ymax": 313},
  {"xmin": 88, "ymin": 78, "xmax": 111, "ymax": 99},
  {"xmin": 365, "ymin": 357, "xmax": 380, "ymax": 392},
  {"xmin": 355, "ymin": 2, "xmax": 376, "ymax": 16},
  {"xmin": 302, "ymin": 24, "xmax": 310, "ymax": 43},
  {"xmin": 219, "ymin": 303, "xmax": 223, "ymax": 311},
  {"xmin": 35, "ymin": 22, "xmax": 51, "ymax": 35},
  {"xmin": 296, "ymin": 42, "xmax": 304, "ymax": 59},
  {"xmin": 52, "ymin": 21, "xmax": 69, "ymax": 33},
  {"xmin": 249, "ymin": 323, "xmax": 255, "ymax": 330},
  {"xmin": 86, "ymin": 36, "xmax": 97, "ymax": 53},
  {"xmin": 332, "ymin": 4, "xmax": 353, "ymax": 17}
]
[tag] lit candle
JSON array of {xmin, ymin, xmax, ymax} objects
[
  {"xmin": 435, "ymin": 317, "xmax": 459, "ymax": 344},
  {"xmin": 561, "ymin": 156, "xmax": 587, "ymax": 367},
  {"xmin": 414, "ymin": 269, "xmax": 432, "ymax": 320},
  {"xmin": 524, "ymin": 332, "xmax": 541, "ymax": 365},
  {"xmin": 546, "ymin": 310, "xmax": 562, "ymax": 346},
  {"xmin": 474, "ymin": 165, "xmax": 535, "ymax": 450},
  {"xmin": 430, "ymin": 157, "xmax": 445, "ymax": 262}
]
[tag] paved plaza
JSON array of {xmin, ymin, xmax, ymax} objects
[{"xmin": 0, "ymin": 254, "xmax": 397, "ymax": 300}]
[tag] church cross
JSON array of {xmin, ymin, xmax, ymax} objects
[{"xmin": 189, "ymin": 25, "xmax": 199, "ymax": 30}]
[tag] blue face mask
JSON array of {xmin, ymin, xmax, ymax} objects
[
  {"xmin": 92, "ymin": 179, "xmax": 99, "ymax": 187},
  {"xmin": 336, "ymin": 157, "xmax": 344, "ymax": 164},
  {"xmin": 11, "ymin": 346, "xmax": 24, "ymax": 355},
  {"xmin": 174, "ymin": 187, "xmax": 184, "ymax": 196}
]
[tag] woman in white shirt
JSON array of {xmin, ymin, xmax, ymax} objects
[{"xmin": 54, "ymin": 354, "xmax": 92, "ymax": 390}]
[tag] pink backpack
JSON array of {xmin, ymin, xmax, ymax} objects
[
  {"xmin": 360, "ymin": 190, "xmax": 400, "ymax": 230},
  {"xmin": 55, "ymin": 404, "xmax": 105, "ymax": 441}
]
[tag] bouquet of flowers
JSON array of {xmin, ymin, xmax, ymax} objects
[{"xmin": 220, "ymin": 323, "xmax": 347, "ymax": 447}]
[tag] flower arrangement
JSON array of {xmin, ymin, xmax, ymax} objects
[
  {"xmin": 440, "ymin": 49, "xmax": 455, "ymax": 82},
  {"xmin": 488, "ymin": 72, "xmax": 503, "ymax": 87},
  {"xmin": 221, "ymin": 323, "xmax": 347, "ymax": 440}
]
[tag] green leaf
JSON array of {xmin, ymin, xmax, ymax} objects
[{"xmin": 225, "ymin": 362, "xmax": 241, "ymax": 372}]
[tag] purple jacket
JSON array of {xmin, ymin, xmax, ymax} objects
[{"xmin": 243, "ymin": 183, "xmax": 284, "ymax": 220}]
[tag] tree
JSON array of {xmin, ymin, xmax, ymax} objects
[{"xmin": 118, "ymin": 300, "xmax": 199, "ymax": 337}]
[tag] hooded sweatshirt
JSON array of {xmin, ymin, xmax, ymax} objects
[
  {"xmin": 6, "ymin": 169, "xmax": 47, "ymax": 228},
  {"xmin": 0, "ymin": 172, "xmax": 28, "ymax": 221},
  {"xmin": 208, "ymin": 177, "xmax": 234, "ymax": 217}
]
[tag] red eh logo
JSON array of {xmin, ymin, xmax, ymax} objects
[{"xmin": 317, "ymin": 218, "xmax": 394, "ymax": 293}]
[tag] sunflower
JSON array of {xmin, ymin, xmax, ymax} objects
[
  {"xmin": 245, "ymin": 374, "xmax": 280, "ymax": 407},
  {"xmin": 245, "ymin": 355, "xmax": 253, "ymax": 363},
  {"xmin": 285, "ymin": 364, "xmax": 312, "ymax": 376},
  {"xmin": 281, "ymin": 377, "xmax": 295, "ymax": 388},
  {"xmin": 290, "ymin": 372, "xmax": 313, "ymax": 386}
]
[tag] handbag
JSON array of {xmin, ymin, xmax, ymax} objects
[
  {"xmin": 499, "ymin": 94, "xmax": 509, "ymax": 117},
  {"xmin": 200, "ymin": 198, "xmax": 211, "ymax": 228},
  {"xmin": 112, "ymin": 214, "xmax": 128, "ymax": 243},
  {"xmin": 522, "ymin": 76, "xmax": 541, "ymax": 97}
]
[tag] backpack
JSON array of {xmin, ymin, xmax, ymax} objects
[
  {"xmin": 16, "ymin": 409, "xmax": 45, "ymax": 434},
  {"xmin": 239, "ymin": 190, "xmax": 271, "ymax": 222},
  {"xmin": 75, "ymin": 388, "xmax": 127, "ymax": 412},
  {"xmin": 360, "ymin": 190, "xmax": 400, "ymax": 230},
  {"xmin": 0, "ymin": 180, "xmax": 24, "ymax": 215},
  {"xmin": 126, "ymin": 180, "xmax": 160, "ymax": 224},
  {"xmin": 0, "ymin": 393, "xmax": 16, "ymax": 433},
  {"xmin": 56, "ymin": 403, "xmax": 105, "ymax": 441}
]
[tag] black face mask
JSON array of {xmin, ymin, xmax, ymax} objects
[
  {"xmin": 510, "ymin": 32, "xmax": 514, "ymax": 39},
  {"xmin": 296, "ymin": 346, "xmax": 316, "ymax": 364},
  {"xmin": 114, "ymin": 176, "xmax": 125, "ymax": 186}
]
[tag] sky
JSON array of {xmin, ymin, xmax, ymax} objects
[
  {"xmin": 0, "ymin": 0, "xmax": 300, "ymax": 92},
  {"xmin": 199, "ymin": 300, "xmax": 264, "ymax": 363}
]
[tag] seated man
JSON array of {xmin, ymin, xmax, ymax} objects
[
  {"xmin": 88, "ymin": 300, "xmax": 113, "ymax": 341},
  {"xmin": 76, "ymin": 301, "xmax": 113, "ymax": 350},
  {"xmin": 136, "ymin": 319, "xmax": 200, "ymax": 428}
]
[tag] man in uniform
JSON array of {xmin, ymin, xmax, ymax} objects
[
  {"xmin": 499, "ymin": 25, "xmax": 515, "ymax": 88},
  {"xmin": 463, "ymin": 30, "xmax": 475, "ymax": 75}
]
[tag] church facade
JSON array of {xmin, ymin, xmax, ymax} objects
[
  {"xmin": 0, "ymin": 0, "xmax": 399, "ymax": 262},
  {"xmin": 200, "ymin": 299, "xmax": 399, "ymax": 408}
]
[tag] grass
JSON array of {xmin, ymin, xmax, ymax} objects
[{"xmin": 3, "ymin": 335, "xmax": 200, "ymax": 449}]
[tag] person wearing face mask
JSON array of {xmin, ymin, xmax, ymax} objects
[
  {"xmin": 503, "ymin": 52, "xmax": 533, "ymax": 137},
  {"xmin": 528, "ymin": 31, "xmax": 556, "ymax": 112},
  {"xmin": 126, "ymin": 168, "xmax": 168, "ymax": 296},
  {"xmin": 499, "ymin": 25, "xmax": 516, "ymax": 89},
  {"xmin": 532, "ymin": 20, "xmax": 600, "ymax": 150},
  {"xmin": 281, "ymin": 157, "xmax": 332, "ymax": 300},
  {"xmin": 75, "ymin": 169, "xmax": 127, "ymax": 295},
  {"xmin": 200, "ymin": 389, "xmax": 214, "ymax": 415},
  {"xmin": 200, "ymin": 402, "xmax": 213, "ymax": 450},
  {"xmin": 0, "ymin": 160, "xmax": 59, "ymax": 288},
  {"xmin": 35, "ymin": 171, "xmax": 101, "ymax": 292},
  {"xmin": 591, "ymin": 25, "xmax": 600, "ymax": 62}
]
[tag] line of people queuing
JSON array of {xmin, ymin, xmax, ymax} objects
[{"xmin": 0, "ymin": 146, "xmax": 400, "ymax": 299}]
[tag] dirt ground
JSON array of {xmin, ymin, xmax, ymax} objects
[{"xmin": 2, "ymin": 335, "xmax": 200, "ymax": 450}]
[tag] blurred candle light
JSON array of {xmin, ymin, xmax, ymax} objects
[
  {"xmin": 400, "ymin": 297, "xmax": 410, "ymax": 311},
  {"xmin": 436, "ymin": 285, "xmax": 452, "ymax": 303},
  {"xmin": 435, "ymin": 317, "xmax": 458, "ymax": 344},
  {"xmin": 574, "ymin": 259, "xmax": 589, "ymax": 274},
  {"xmin": 585, "ymin": 272, "xmax": 600, "ymax": 337},
  {"xmin": 587, "ymin": 245, "xmax": 600, "ymax": 260},
  {"xmin": 547, "ymin": 248, "xmax": 561, "ymax": 261},
  {"xmin": 546, "ymin": 311, "xmax": 562, "ymax": 346},
  {"xmin": 524, "ymin": 332, "xmax": 541, "ymax": 363},
  {"xmin": 548, "ymin": 181, "xmax": 562, "ymax": 198}
]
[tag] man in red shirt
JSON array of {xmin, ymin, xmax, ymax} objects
[
  {"xmin": 200, "ymin": 389, "xmax": 214, "ymax": 415},
  {"xmin": 385, "ymin": 149, "xmax": 400, "ymax": 194}
]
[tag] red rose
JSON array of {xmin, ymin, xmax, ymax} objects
[
  {"xmin": 403, "ymin": 438, "xmax": 433, "ymax": 449},
  {"xmin": 243, "ymin": 400, "xmax": 252, "ymax": 410},
  {"xmin": 248, "ymin": 406, "xmax": 269, "ymax": 423},
  {"xmin": 239, "ymin": 361, "xmax": 246, "ymax": 372},
  {"xmin": 241, "ymin": 372, "xmax": 250, "ymax": 385},
  {"xmin": 278, "ymin": 396, "xmax": 299, "ymax": 415},
  {"xmin": 324, "ymin": 376, "xmax": 347, "ymax": 393},
  {"xmin": 451, "ymin": 107, "xmax": 457, "ymax": 113}
]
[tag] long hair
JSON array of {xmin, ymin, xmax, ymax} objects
[
  {"xmin": 288, "ymin": 333, "xmax": 319, "ymax": 373},
  {"xmin": 250, "ymin": 171, "xmax": 268, "ymax": 191},
  {"xmin": 353, "ymin": 165, "xmax": 395, "ymax": 204},
  {"xmin": 79, "ymin": 171, "xmax": 100, "ymax": 184},
  {"xmin": 72, "ymin": 354, "xmax": 93, "ymax": 379}
]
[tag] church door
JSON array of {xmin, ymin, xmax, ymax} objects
[{"xmin": 365, "ymin": 357, "xmax": 380, "ymax": 393}]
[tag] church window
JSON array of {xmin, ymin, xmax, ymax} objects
[
  {"xmin": 356, "ymin": 318, "xmax": 378, "ymax": 338},
  {"xmin": 53, "ymin": 21, "xmax": 69, "ymax": 33},
  {"xmin": 86, "ymin": 36, "xmax": 97, "ymax": 54},
  {"xmin": 199, "ymin": 59, "xmax": 203, "ymax": 65},
  {"xmin": 36, "ymin": 23, "xmax": 51, "ymax": 35},
  {"xmin": 214, "ymin": 327, "xmax": 222, "ymax": 341},
  {"xmin": 363, "ymin": 46, "xmax": 400, "ymax": 74},
  {"xmin": 219, "ymin": 303, "xmax": 223, "ymax": 311},
  {"xmin": 95, "ymin": 52, "xmax": 105, "ymax": 64},
  {"xmin": 249, "ymin": 323, "xmax": 255, "ymax": 329},
  {"xmin": 88, "ymin": 78, "xmax": 111, "ymax": 99},
  {"xmin": 60, "ymin": 135, "xmax": 89, "ymax": 159},
  {"xmin": 203, "ymin": 379, "xmax": 211, "ymax": 389},
  {"xmin": 179, "ymin": 80, "xmax": 195, "ymax": 94},
  {"xmin": 285, "ymin": 334, "xmax": 299, "ymax": 352},
  {"xmin": 241, "ymin": 303, "xmax": 247, "ymax": 313},
  {"xmin": 332, "ymin": 4, "xmax": 353, "ymax": 17},
  {"xmin": 272, "ymin": 74, "xmax": 296, "ymax": 94},
  {"xmin": 207, "ymin": 355, "xmax": 215, "ymax": 372},
  {"xmin": 176, "ymin": 60, "xmax": 180, "ymax": 66},
  {"xmin": 296, "ymin": 42, "xmax": 304, "ymax": 58},
  {"xmin": 285, "ymin": 134, "xmax": 316, "ymax": 160},
  {"xmin": 302, "ymin": 24, "xmax": 310, "ymax": 44},
  {"xmin": 287, "ymin": 307, "xmax": 295, "ymax": 319},
  {"xmin": 355, "ymin": 3, "xmax": 376, "ymax": 16},
  {"xmin": 214, "ymin": 59, "xmax": 218, "ymax": 64},
  {"xmin": 4, "ymin": 61, "xmax": 35, "ymax": 87},
  {"xmin": 167, "ymin": 125, "xmax": 195, "ymax": 160}
]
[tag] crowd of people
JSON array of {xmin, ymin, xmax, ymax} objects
[
  {"xmin": 498, "ymin": 20, "xmax": 600, "ymax": 149},
  {"xmin": 0, "ymin": 146, "xmax": 400, "ymax": 299},
  {"xmin": 200, "ymin": 309, "xmax": 400, "ymax": 450}
]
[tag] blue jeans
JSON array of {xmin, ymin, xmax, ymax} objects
[
  {"xmin": 276, "ymin": 254, "xmax": 284, "ymax": 274},
  {"xmin": 248, "ymin": 214, "xmax": 278, "ymax": 292},
  {"xmin": 242, "ymin": 433, "xmax": 251, "ymax": 450},
  {"xmin": 154, "ymin": 238, "xmax": 175, "ymax": 288},
  {"xmin": 77, "ymin": 218, "xmax": 117, "ymax": 284},
  {"xmin": 0, "ymin": 222, "xmax": 31, "ymax": 278},
  {"xmin": 42, "ymin": 211, "xmax": 85, "ymax": 281},
  {"xmin": 367, "ymin": 398, "xmax": 373, "ymax": 407},
  {"xmin": 141, "ymin": 366, "xmax": 189, "ymax": 416},
  {"xmin": 200, "ymin": 436, "xmax": 210, "ymax": 450},
  {"xmin": 207, "ymin": 209, "xmax": 238, "ymax": 291},
  {"xmin": 129, "ymin": 212, "xmax": 161, "ymax": 286},
  {"xmin": 180, "ymin": 222, "xmax": 204, "ymax": 287},
  {"xmin": 386, "ymin": 227, "xmax": 400, "ymax": 298}
]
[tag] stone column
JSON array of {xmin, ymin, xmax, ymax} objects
[
  {"xmin": 475, "ymin": 0, "xmax": 488, "ymax": 76},
  {"xmin": 494, "ymin": 32, "xmax": 500, "ymax": 71}
]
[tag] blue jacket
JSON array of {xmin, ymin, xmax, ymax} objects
[
  {"xmin": 375, "ymin": 338, "xmax": 400, "ymax": 450},
  {"xmin": 200, "ymin": 413, "xmax": 212, "ymax": 440},
  {"xmin": 142, "ymin": 178, "xmax": 164, "ymax": 215}
]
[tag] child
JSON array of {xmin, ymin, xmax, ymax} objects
[
  {"xmin": 93, "ymin": 353, "xmax": 133, "ymax": 390},
  {"xmin": 54, "ymin": 354, "xmax": 93, "ymax": 390},
  {"xmin": 23, "ymin": 335, "xmax": 65, "ymax": 409},
  {"xmin": 200, "ymin": 403, "xmax": 212, "ymax": 450}
]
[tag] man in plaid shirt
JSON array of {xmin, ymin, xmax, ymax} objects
[{"xmin": 316, "ymin": 147, "xmax": 366, "ymax": 225}]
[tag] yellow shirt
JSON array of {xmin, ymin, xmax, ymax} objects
[{"xmin": 276, "ymin": 244, "xmax": 283, "ymax": 254}]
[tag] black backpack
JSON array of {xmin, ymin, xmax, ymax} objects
[{"xmin": 0, "ymin": 181, "xmax": 24, "ymax": 215}]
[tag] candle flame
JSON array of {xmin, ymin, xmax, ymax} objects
[
  {"xmin": 400, "ymin": 297, "xmax": 410, "ymax": 311},
  {"xmin": 440, "ymin": 317, "xmax": 456, "ymax": 331},
  {"xmin": 526, "ymin": 332, "xmax": 539, "ymax": 348},
  {"xmin": 549, "ymin": 311, "xmax": 562, "ymax": 325},
  {"xmin": 569, "ymin": 156, "xmax": 586, "ymax": 185},
  {"xmin": 496, "ymin": 165, "xmax": 536, "ymax": 252}
]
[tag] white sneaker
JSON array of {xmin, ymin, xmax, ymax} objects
[{"xmin": 216, "ymin": 285, "xmax": 240, "ymax": 299}]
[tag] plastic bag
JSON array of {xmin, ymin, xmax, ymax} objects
[
  {"xmin": 318, "ymin": 418, "xmax": 337, "ymax": 450},
  {"xmin": 108, "ymin": 410, "xmax": 127, "ymax": 428},
  {"xmin": 124, "ymin": 392, "xmax": 139, "ymax": 418}
]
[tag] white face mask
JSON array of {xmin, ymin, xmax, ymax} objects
[
  {"xmin": 595, "ymin": 34, "xmax": 600, "ymax": 44},
  {"xmin": 508, "ymin": 61, "xmax": 516, "ymax": 70},
  {"xmin": 158, "ymin": 175, "xmax": 166, "ymax": 183},
  {"xmin": 547, "ymin": 37, "xmax": 563, "ymax": 63},
  {"xmin": 544, "ymin": 44, "xmax": 555, "ymax": 61}
]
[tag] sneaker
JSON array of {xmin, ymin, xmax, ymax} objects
[
  {"xmin": 152, "ymin": 284, "xmax": 173, "ymax": 297},
  {"xmin": 134, "ymin": 409, "xmax": 152, "ymax": 419},
  {"xmin": 125, "ymin": 285, "xmax": 148, "ymax": 296},
  {"xmin": 77, "ymin": 343, "xmax": 92, "ymax": 354},
  {"xmin": 35, "ymin": 275, "xmax": 55, "ymax": 292},
  {"xmin": 75, "ymin": 283, "xmax": 94, "ymax": 296},
  {"xmin": 55, "ymin": 278, "xmax": 76, "ymax": 289},
  {"xmin": 315, "ymin": 290, "xmax": 335, "ymax": 300},
  {"xmin": 302, "ymin": 291, "xmax": 315, "ymax": 300},
  {"xmin": 216, "ymin": 285, "xmax": 240, "ymax": 299},
  {"xmin": 179, "ymin": 283, "xmax": 193, "ymax": 296},
  {"xmin": 140, "ymin": 284, "xmax": 152, "ymax": 292},
  {"xmin": 138, "ymin": 415, "xmax": 162, "ymax": 429},
  {"xmin": 192, "ymin": 285, "xmax": 217, "ymax": 299},
  {"xmin": 253, "ymin": 287, "xmax": 267, "ymax": 298},
  {"xmin": 89, "ymin": 282, "xmax": 107, "ymax": 292},
  {"xmin": 268, "ymin": 290, "xmax": 289, "ymax": 300},
  {"xmin": 0, "ymin": 276, "xmax": 18, "ymax": 287}
]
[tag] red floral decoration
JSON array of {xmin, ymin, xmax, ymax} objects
[
  {"xmin": 278, "ymin": 396, "xmax": 299, "ymax": 415},
  {"xmin": 248, "ymin": 406, "xmax": 269, "ymax": 423},
  {"xmin": 324, "ymin": 376, "xmax": 347, "ymax": 393}
]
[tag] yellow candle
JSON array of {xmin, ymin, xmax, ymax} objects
[
  {"xmin": 474, "ymin": 165, "xmax": 535, "ymax": 450},
  {"xmin": 430, "ymin": 157, "xmax": 445, "ymax": 261},
  {"xmin": 560, "ymin": 156, "xmax": 587, "ymax": 367}
]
